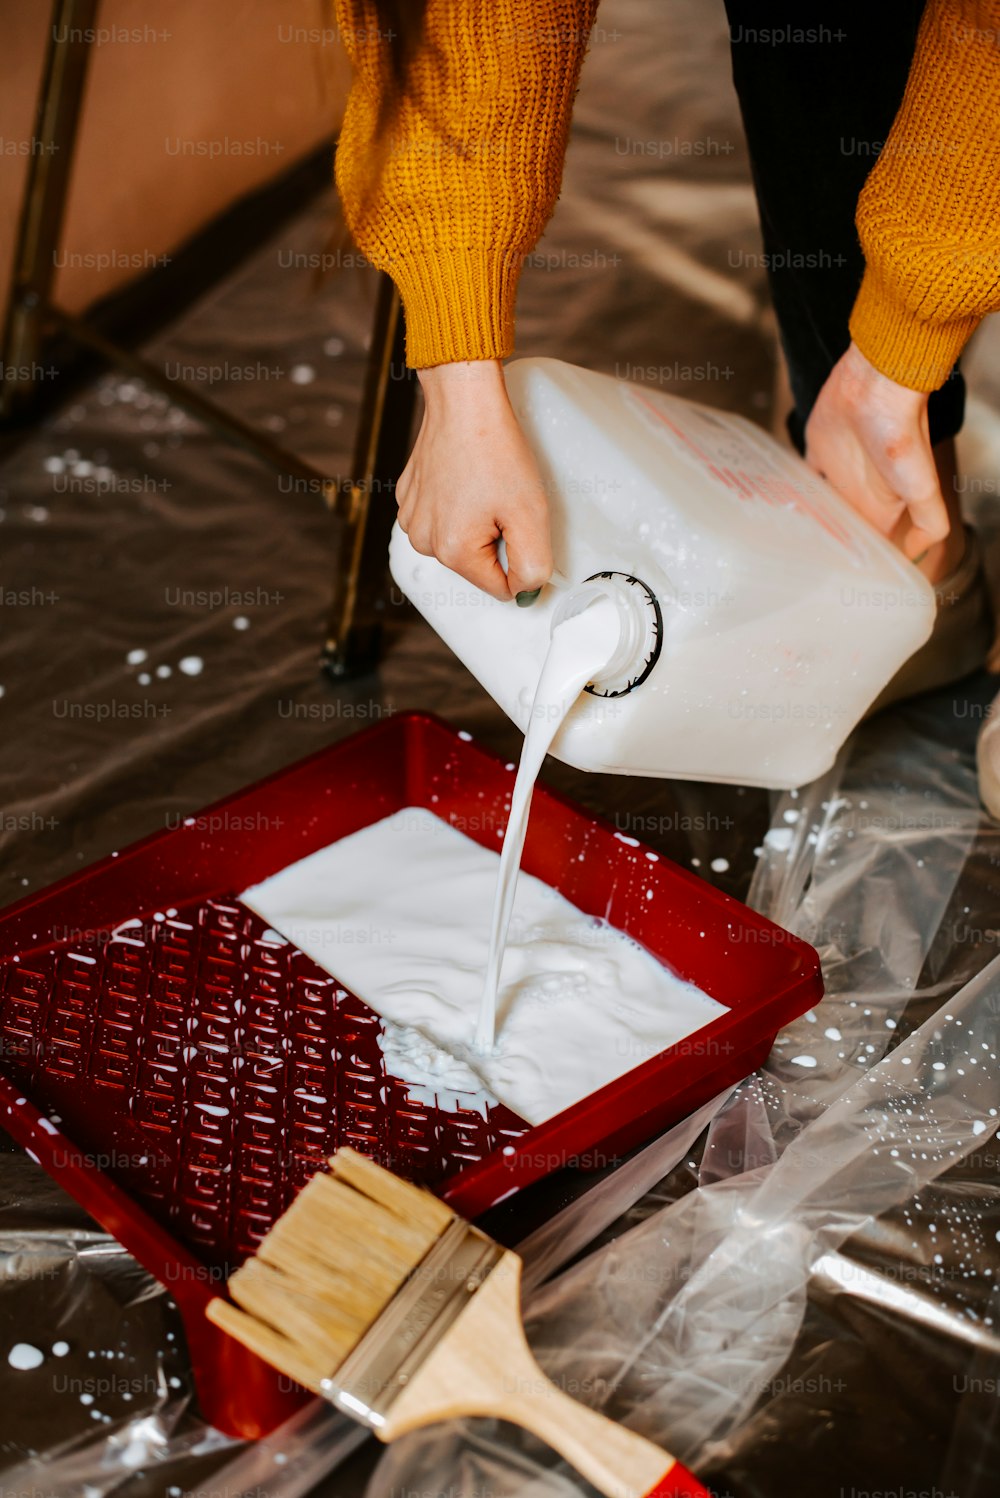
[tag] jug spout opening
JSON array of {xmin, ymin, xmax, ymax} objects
[{"xmin": 551, "ymin": 572, "xmax": 663, "ymax": 698}]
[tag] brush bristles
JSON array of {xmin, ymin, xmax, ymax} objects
[
  {"xmin": 207, "ymin": 1148, "xmax": 456, "ymax": 1393},
  {"xmin": 331, "ymin": 1147, "xmax": 454, "ymax": 1235}
]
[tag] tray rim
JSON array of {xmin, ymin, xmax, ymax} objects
[{"xmin": 0, "ymin": 709, "xmax": 822, "ymax": 1215}]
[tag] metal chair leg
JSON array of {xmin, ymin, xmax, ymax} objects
[
  {"xmin": 1, "ymin": 0, "xmax": 411, "ymax": 680},
  {"xmin": 0, "ymin": 0, "xmax": 98, "ymax": 423},
  {"xmin": 323, "ymin": 274, "xmax": 416, "ymax": 679}
]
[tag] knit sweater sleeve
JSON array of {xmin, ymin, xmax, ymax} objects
[
  {"xmin": 333, "ymin": 0, "xmax": 599, "ymax": 368},
  {"xmin": 849, "ymin": 0, "xmax": 1000, "ymax": 392}
]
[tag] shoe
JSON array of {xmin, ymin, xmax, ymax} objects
[{"xmin": 866, "ymin": 526, "xmax": 994, "ymax": 716}]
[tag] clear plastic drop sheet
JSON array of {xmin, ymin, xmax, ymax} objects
[
  {"xmin": 362, "ymin": 702, "xmax": 1000, "ymax": 1498},
  {"xmin": 0, "ymin": 0, "xmax": 999, "ymax": 1494}
]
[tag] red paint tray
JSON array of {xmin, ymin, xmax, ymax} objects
[{"xmin": 0, "ymin": 712, "xmax": 821, "ymax": 1437}]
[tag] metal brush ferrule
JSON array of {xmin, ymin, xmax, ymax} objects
[{"xmin": 321, "ymin": 1218, "xmax": 505, "ymax": 1428}]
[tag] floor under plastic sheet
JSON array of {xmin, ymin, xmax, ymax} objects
[{"xmin": 1, "ymin": 2, "xmax": 999, "ymax": 1495}]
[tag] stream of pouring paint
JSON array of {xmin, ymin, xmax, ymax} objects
[
  {"xmin": 242, "ymin": 585, "xmax": 728, "ymax": 1126},
  {"xmin": 474, "ymin": 593, "xmax": 622, "ymax": 1052}
]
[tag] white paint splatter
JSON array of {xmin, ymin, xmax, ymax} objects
[
  {"xmin": 118, "ymin": 1437, "xmax": 149, "ymax": 1469},
  {"xmin": 126, "ymin": 648, "xmax": 147, "ymax": 666},
  {"xmin": 8, "ymin": 1343, "xmax": 44, "ymax": 1370},
  {"xmin": 710, "ymin": 857, "xmax": 729, "ymax": 873},
  {"xmin": 178, "ymin": 656, "xmax": 203, "ymax": 676},
  {"xmin": 290, "ymin": 364, "xmax": 315, "ymax": 384},
  {"xmin": 790, "ymin": 1055, "xmax": 818, "ymax": 1068}
]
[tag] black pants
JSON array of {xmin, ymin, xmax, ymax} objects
[{"xmin": 724, "ymin": 2, "xmax": 965, "ymax": 452}]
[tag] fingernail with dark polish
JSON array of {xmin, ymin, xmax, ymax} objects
[{"xmin": 516, "ymin": 589, "xmax": 541, "ymax": 607}]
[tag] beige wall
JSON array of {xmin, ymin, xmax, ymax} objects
[{"xmin": 1, "ymin": 0, "xmax": 349, "ymax": 314}]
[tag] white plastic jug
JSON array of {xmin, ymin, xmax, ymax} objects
[{"xmin": 389, "ymin": 358, "xmax": 935, "ymax": 789}]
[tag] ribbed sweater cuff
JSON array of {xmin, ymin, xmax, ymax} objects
[
  {"xmin": 387, "ymin": 247, "xmax": 522, "ymax": 368},
  {"xmin": 849, "ymin": 265, "xmax": 980, "ymax": 393}
]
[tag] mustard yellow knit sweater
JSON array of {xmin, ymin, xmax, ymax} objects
[{"xmin": 335, "ymin": 0, "xmax": 1000, "ymax": 390}]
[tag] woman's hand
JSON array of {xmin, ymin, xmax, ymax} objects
[
  {"xmin": 805, "ymin": 341, "xmax": 952, "ymax": 563},
  {"xmin": 397, "ymin": 360, "xmax": 553, "ymax": 601}
]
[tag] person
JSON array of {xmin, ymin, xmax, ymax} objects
[{"xmin": 332, "ymin": 0, "xmax": 1000, "ymax": 807}]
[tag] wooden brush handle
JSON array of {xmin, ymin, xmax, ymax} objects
[
  {"xmin": 384, "ymin": 1251, "xmax": 710, "ymax": 1498},
  {"xmin": 485, "ymin": 1358, "xmax": 709, "ymax": 1498}
]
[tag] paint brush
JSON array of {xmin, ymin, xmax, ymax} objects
[{"xmin": 207, "ymin": 1147, "xmax": 709, "ymax": 1498}]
